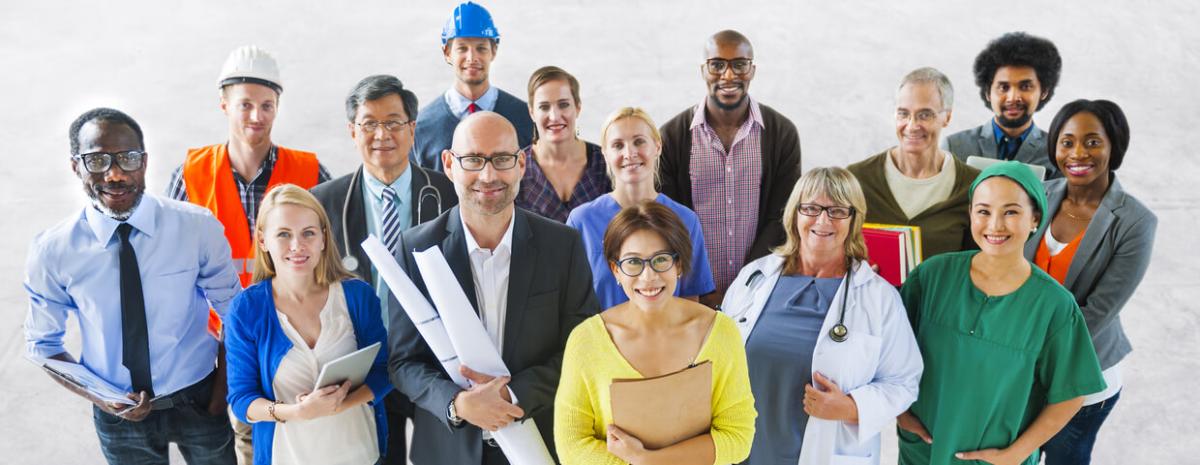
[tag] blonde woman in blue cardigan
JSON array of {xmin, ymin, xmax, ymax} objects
[{"xmin": 226, "ymin": 185, "xmax": 391, "ymax": 465}]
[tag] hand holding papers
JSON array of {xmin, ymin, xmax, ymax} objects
[
  {"xmin": 27, "ymin": 354, "xmax": 134, "ymax": 405},
  {"xmin": 361, "ymin": 236, "xmax": 555, "ymax": 465}
]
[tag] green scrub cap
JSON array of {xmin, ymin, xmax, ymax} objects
[{"xmin": 969, "ymin": 161, "xmax": 1049, "ymax": 238}]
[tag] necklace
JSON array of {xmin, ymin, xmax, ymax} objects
[{"xmin": 1063, "ymin": 209, "xmax": 1092, "ymax": 221}]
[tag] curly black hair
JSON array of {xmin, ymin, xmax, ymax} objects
[
  {"xmin": 1046, "ymin": 99, "xmax": 1130, "ymax": 172},
  {"xmin": 68, "ymin": 107, "xmax": 144, "ymax": 155},
  {"xmin": 973, "ymin": 32, "xmax": 1062, "ymax": 110}
]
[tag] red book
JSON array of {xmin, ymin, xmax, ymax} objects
[{"xmin": 863, "ymin": 227, "xmax": 906, "ymax": 286}]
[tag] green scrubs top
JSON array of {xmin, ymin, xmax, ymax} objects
[{"xmin": 899, "ymin": 251, "xmax": 1105, "ymax": 465}]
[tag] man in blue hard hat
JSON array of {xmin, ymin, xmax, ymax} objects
[{"xmin": 412, "ymin": 1, "xmax": 535, "ymax": 173}]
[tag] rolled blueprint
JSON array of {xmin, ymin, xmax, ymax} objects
[{"xmin": 362, "ymin": 237, "xmax": 555, "ymax": 465}]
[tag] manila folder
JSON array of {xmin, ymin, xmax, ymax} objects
[{"xmin": 609, "ymin": 360, "xmax": 712, "ymax": 450}]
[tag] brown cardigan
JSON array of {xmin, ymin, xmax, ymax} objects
[
  {"xmin": 658, "ymin": 102, "xmax": 802, "ymax": 264},
  {"xmin": 847, "ymin": 150, "xmax": 981, "ymax": 260}
]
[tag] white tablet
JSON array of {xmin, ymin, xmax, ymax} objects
[{"xmin": 312, "ymin": 342, "xmax": 382, "ymax": 391}]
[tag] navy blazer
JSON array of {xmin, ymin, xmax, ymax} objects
[
  {"xmin": 1024, "ymin": 175, "xmax": 1157, "ymax": 369},
  {"xmin": 387, "ymin": 206, "xmax": 600, "ymax": 465}
]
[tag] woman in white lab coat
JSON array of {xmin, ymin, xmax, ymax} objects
[{"xmin": 722, "ymin": 167, "xmax": 923, "ymax": 465}]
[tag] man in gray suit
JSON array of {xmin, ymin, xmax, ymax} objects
[
  {"xmin": 311, "ymin": 74, "xmax": 458, "ymax": 465},
  {"xmin": 387, "ymin": 111, "xmax": 600, "ymax": 464},
  {"xmin": 944, "ymin": 32, "xmax": 1063, "ymax": 178}
]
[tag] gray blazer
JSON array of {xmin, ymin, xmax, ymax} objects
[
  {"xmin": 311, "ymin": 165, "xmax": 457, "ymax": 280},
  {"xmin": 943, "ymin": 122, "xmax": 1060, "ymax": 179},
  {"xmin": 1024, "ymin": 175, "xmax": 1157, "ymax": 369},
  {"xmin": 387, "ymin": 206, "xmax": 600, "ymax": 465}
]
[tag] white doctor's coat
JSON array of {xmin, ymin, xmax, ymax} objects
[{"xmin": 722, "ymin": 255, "xmax": 922, "ymax": 465}]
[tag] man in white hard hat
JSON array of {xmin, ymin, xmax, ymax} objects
[
  {"xmin": 165, "ymin": 44, "xmax": 331, "ymax": 465},
  {"xmin": 412, "ymin": 1, "xmax": 535, "ymax": 173}
]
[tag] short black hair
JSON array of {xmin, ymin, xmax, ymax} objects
[
  {"xmin": 68, "ymin": 107, "xmax": 145, "ymax": 155},
  {"xmin": 1046, "ymin": 99, "xmax": 1130, "ymax": 172},
  {"xmin": 973, "ymin": 32, "xmax": 1062, "ymax": 110},
  {"xmin": 345, "ymin": 75, "xmax": 419, "ymax": 123}
]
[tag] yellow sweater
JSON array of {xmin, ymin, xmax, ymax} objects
[{"xmin": 554, "ymin": 312, "xmax": 756, "ymax": 465}]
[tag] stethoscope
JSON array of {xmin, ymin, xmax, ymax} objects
[
  {"xmin": 733, "ymin": 263, "xmax": 853, "ymax": 343},
  {"xmin": 340, "ymin": 166, "xmax": 444, "ymax": 271}
]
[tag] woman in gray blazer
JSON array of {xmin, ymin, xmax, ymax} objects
[{"xmin": 1025, "ymin": 99, "xmax": 1157, "ymax": 465}]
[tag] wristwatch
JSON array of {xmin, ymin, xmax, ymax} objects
[{"xmin": 447, "ymin": 397, "xmax": 464, "ymax": 427}]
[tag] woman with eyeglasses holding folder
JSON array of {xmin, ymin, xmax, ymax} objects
[
  {"xmin": 555, "ymin": 201, "xmax": 755, "ymax": 465},
  {"xmin": 225, "ymin": 185, "xmax": 391, "ymax": 465},
  {"xmin": 722, "ymin": 167, "xmax": 923, "ymax": 465}
]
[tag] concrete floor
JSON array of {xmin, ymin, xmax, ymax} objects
[{"xmin": 1, "ymin": 0, "xmax": 1196, "ymax": 463}]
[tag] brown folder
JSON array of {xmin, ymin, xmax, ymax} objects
[{"xmin": 609, "ymin": 361, "xmax": 713, "ymax": 450}]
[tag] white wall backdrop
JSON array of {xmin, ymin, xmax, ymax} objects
[{"xmin": 1, "ymin": 0, "xmax": 1196, "ymax": 463}]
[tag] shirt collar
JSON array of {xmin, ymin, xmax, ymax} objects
[
  {"xmin": 444, "ymin": 86, "xmax": 500, "ymax": 117},
  {"xmin": 84, "ymin": 194, "xmax": 157, "ymax": 246},
  {"xmin": 460, "ymin": 209, "xmax": 515, "ymax": 256},
  {"xmin": 991, "ymin": 119, "xmax": 1036, "ymax": 143},
  {"xmin": 362, "ymin": 165, "xmax": 413, "ymax": 204},
  {"xmin": 690, "ymin": 95, "xmax": 764, "ymax": 131}
]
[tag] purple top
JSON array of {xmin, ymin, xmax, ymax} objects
[{"xmin": 515, "ymin": 142, "xmax": 611, "ymax": 222}]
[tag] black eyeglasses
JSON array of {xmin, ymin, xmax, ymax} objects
[
  {"xmin": 705, "ymin": 58, "xmax": 753, "ymax": 76},
  {"xmin": 356, "ymin": 119, "xmax": 413, "ymax": 133},
  {"xmin": 72, "ymin": 150, "xmax": 146, "ymax": 174},
  {"xmin": 614, "ymin": 252, "xmax": 678, "ymax": 277},
  {"xmin": 450, "ymin": 151, "xmax": 519, "ymax": 171},
  {"xmin": 798, "ymin": 203, "xmax": 855, "ymax": 220}
]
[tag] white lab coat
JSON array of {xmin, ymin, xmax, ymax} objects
[{"xmin": 722, "ymin": 254, "xmax": 923, "ymax": 465}]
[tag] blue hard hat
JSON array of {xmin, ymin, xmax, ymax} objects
[{"xmin": 441, "ymin": 1, "xmax": 500, "ymax": 45}]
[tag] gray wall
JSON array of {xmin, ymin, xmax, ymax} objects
[{"xmin": 2, "ymin": 0, "xmax": 1195, "ymax": 463}]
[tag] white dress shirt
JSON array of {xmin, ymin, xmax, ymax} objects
[{"xmin": 459, "ymin": 211, "xmax": 515, "ymax": 354}]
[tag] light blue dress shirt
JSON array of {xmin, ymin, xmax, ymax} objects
[
  {"xmin": 24, "ymin": 194, "xmax": 241, "ymax": 396},
  {"xmin": 444, "ymin": 85, "xmax": 499, "ymax": 119},
  {"xmin": 362, "ymin": 168, "xmax": 413, "ymax": 328}
]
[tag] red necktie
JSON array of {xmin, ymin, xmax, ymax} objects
[{"xmin": 467, "ymin": 102, "xmax": 481, "ymax": 114}]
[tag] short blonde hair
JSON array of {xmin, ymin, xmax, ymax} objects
[
  {"xmin": 775, "ymin": 167, "xmax": 869, "ymax": 274},
  {"xmin": 599, "ymin": 107, "xmax": 662, "ymax": 186},
  {"xmin": 252, "ymin": 184, "xmax": 355, "ymax": 286}
]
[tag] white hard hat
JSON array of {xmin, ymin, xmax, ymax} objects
[{"xmin": 217, "ymin": 45, "xmax": 283, "ymax": 93}]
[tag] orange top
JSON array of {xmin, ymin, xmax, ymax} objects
[
  {"xmin": 182, "ymin": 144, "xmax": 320, "ymax": 336},
  {"xmin": 1034, "ymin": 229, "xmax": 1086, "ymax": 285}
]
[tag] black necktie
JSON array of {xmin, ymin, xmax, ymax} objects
[{"xmin": 117, "ymin": 223, "xmax": 154, "ymax": 397}]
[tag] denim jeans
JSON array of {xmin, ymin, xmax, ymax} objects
[
  {"xmin": 92, "ymin": 373, "xmax": 235, "ymax": 465},
  {"xmin": 1041, "ymin": 390, "xmax": 1121, "ymax": 465}
]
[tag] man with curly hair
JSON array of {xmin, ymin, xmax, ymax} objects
[{"xmin": 944, "ymin": 32, "xmax": 1063, "ymax": 178}]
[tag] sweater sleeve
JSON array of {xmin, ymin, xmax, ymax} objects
[
  {"xmin": 554, "ymin": 320, "xmax": 627, "ymax": 465},
  {"xmin": 350, "ymin": 280, "xmax": 392, "ymax": 403},
  {"xmin": 709, "ymin": 316, "xmax": 756, "ymax": 465},
  {"xmin": 225, "ymin": 291, "xmax": 266, "ymax": 423}
]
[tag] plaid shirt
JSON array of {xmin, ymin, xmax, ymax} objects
[
  {"xmin": 689, "ymin": 98, "xmax": 764, "ymax": 291},
  {"xmin": 165, "ymin": 145, "xmax": 332, "ymax": 236},
  {"xmin": 515, "ymin": 142, "xmax": 611, "ymax": 222}
]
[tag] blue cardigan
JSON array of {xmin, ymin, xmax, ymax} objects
[
  {"xmin": 225, "ymin": 278, "xmax": 392, "ymax": 465},
  {"xmin": 413, "ymin": 87, "xmax": 535, "ymax": 172}
]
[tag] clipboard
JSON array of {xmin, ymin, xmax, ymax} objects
[
  {"xmin": 312, "ymin": 342, "xmax": 381, "ymax": 391},
  {"xmin": 610, "ymin": 361, "xmax": 712, "ymax": 449}
]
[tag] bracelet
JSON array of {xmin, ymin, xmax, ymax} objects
[{"xmin": 268, "ymin": 400, "xmax": 285, "ymax": 423}]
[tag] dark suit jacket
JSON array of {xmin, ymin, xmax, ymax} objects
[
  {"xmin": 1024, "ymin": 174, "xmax": 1157, "ymax": 369},
  {"xmin": 387, "ymin": 206, "xmax": 600, "ymax": 465},
  {"xmin": 311, "ymin": 164, "xmax": 458, "ymax": 280},
  {"xmin": 943, "ymin": 121, "xmax": 1060, "ymax": 179}
]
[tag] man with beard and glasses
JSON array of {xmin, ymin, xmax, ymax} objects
[
  {"xmin": 659, "ymin": 29, "xmax": 802, "ymax": 308},
  {"xmin": 24, "ymin": 108, "xmax": 241, "ymax": 465},
  {"xmin": 388, "ymin": 111, "xmax": 599, "ymax": 465},
  {"xmin": 944, "ymin": 31, "xmax": 1063, "ymax": 179},
  {"xmin": 413, "ymin": 1, "xmax": 535, "ymax": 173}
]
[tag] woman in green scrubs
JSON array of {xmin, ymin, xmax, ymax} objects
[{"xmin": 896, "ymin": 162, "xmax": 1106, "ymax": 465}]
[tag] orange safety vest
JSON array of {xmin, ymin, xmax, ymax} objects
[{"xmin": 183, "ymin": 144, "xmax": 321, "ymax": 335}]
